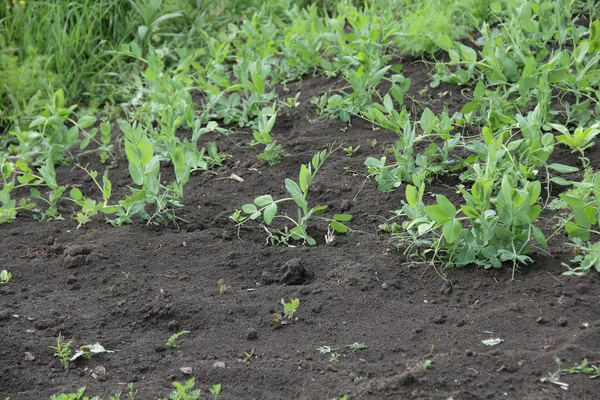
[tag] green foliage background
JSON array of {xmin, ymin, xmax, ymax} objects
[{"xmin": 0, "ymin": 0, "xmax": 493, "ymax": 129}]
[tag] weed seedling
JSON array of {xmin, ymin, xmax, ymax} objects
[
  {"xmin": 242, "ymin": 349, "xmax": 255, "ymax": 362},
  {"xmin": 344, "ymin": 145, "xmax": 360, "ymax": 157},
  {"xmin": 126, "ymin": 383, "xmax": 136, "ymax": 399},
  {"xmin": 50, "ymin": 332, "xmax": 73, "ymax": 370},
  {"xmin": 540, "ymin": 357, "xmax": 600, "ymax": 389},
  {"xmin": 217, "ymin": 279, "xmax": 231, "ymax": 295},
  {"xmin": 563, "ymin": 358, "xmax": 600, "ymax": 378},
  {"xmin": 418, "ymin": 360, "xmax": 433, "ymax": 370},
  {"xmin": 167, "ymin": 330, "xmax": 191, "ymax": 348},
  {"xmin": 0, "ymin": 270, "xmax": 12, "ymax": 284},
  {"xmin": 209, "ymin": 384, "xmax": 222, "ymax": 400},
  {"xmin": 347, "ymin": 342, "xmax": 367, "ymax": 352},
  {"xmin": 317, "ymin": 346, "xmax": 339, "ymax": 354},
  {"xmin": 158, "ymin": 378, "xmax": 201, "ymax": 399}
]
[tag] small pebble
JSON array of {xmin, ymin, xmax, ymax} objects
[
  {"xmin": 213, "ymin": 361, "xmax": 226, "ymax": 369},
  {"xmin": 381, "ymin": 282, "xmax": 388, "ymax": 290}
]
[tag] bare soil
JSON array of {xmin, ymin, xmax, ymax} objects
[{"xmin": 1, "ymin": 59, "xmax": 600, "ymax": 400}]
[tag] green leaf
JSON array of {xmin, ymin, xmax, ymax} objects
[
  {"xmin": 29, "ymin": 187, "xmax": 41, "ymax": 198},
  {"xmin": 78, "ymin": 116, "xmax": 96, "ymax": 129},
  {"xmin": 138, "ymin": 136, "xmax": 154, "ymax": 165},
  {"xmin": 47, "ymin": 116, "xmax": 64, "ymax": 128},
  {"xmin": 459, "ymin": 44, "xmax": 477, "ymax": 63},
  {"xmin": 461, "ymin": 101, "xmax": 479, "ymax": 114},
  {"xmin": 145, "ymin": 66, "xmax": 157, "ymax": 82},
  {"xmin": 420, "ymin": 108, "xmax": 436, "ymax": 134},
  {"xmin": 29, "ymin": 116, "xmax": 46, "ymax": 128},
  {"xmin": 138, "ymin": 25, "xmax": 148, "ymax": 41},
  {"xmin": 461, "ymin": 205, "xmax": 479, "ymax": 219},
  {"xmin": 254, "ymin": 195, "xmax": 273, "ymax": 207},
  {"xmin": 299, "ymin": 164, "xmax": 311, "ymax": 194},
  {"xmin": 70, "ymin": 187, "xmax": 83, "ymax": 201},
  {"xmin": 442, "ymin": 219, "xmax": 462, "ymax": 243},
  {"xmin": 285, "ymin": 179, "xmax": 306, "ymax": 209},
  {"xmin": 377, "ymin": 167, "xmax": 398, "ymax": 192},
  {"xmin": 436, "ymin": 195, "xmax": 456, "ymax": 218},
  {"xmin": 532, "ymin": 226, "xmax": 548, "ymax": 248},
  {"xmin": 593, "ymin": 173, "xmax": 600, "ymax": 206},
  {"xmin": 474, "ymin": 80, "xmax": 485, "ymax": 99},
  {"xmin": 548, "ymin": 163, "xmax": 579, "ymax": 173},
  {"xmin": 560, "ymin": 194, "xmax": 586, "ymax": 208},
  {"xmin": 102, "ymin": 172, "xmax": 112, "ymax": 202},
  {"xmin": 39, "ymin": 161, "xmax": 57, "ymax": 189},
  {"xmin": 573, "ymin": 207, "xmax": 592, "ymax": 228},
  {"xmin": 550, "ymin": 177, "xmax": 571, "ymax": 186},
  {"xmin": 242, "ymin": 204, "xmax": 258, "ymax": 214},
  {"xmin": 330, "ymin": 221, "xmax": 348, "ymax": 233},
  {"xmin": 172, "ymin": 147, "xmax": 186, "ymax": 174},
  {"xmin": 311, "ymin": 153, "xmax": 321, "ymax": 170},
  {"xmin": 333, "ymin": 213, "xmax": 352, "ymax": 222},
  {"xmin": 425, "ymin": 205, "xmax": 450, "ymax": 223},
  {"xmin": 128, "ymin": 163, "xmax": 143, "ymax": 186},
  {"xmin": 406, "ymin": 185, "xmax": 418, "ymax": 208},
  {"xmin": 80, "ymin": 137, "xmax": 91, "ymax": 150},
  {"xmin": 383, "ymin": 94, "xmax": 393, "ymax": 112},
  {"xmin": 263, "ymin": 202, "xmax": 277, "ymax": 225},
  {"xmin": 548, "ymin": 123, "xmax": 570, "ymax": 135}
]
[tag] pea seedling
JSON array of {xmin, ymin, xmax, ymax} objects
[
  {"xmin": 0, "ymin": 270, "xmax": 12, "ymax": 284},
  {"xmin": 167, "ymin": 330, "xmax": 191, "ymax": 348},
  {"xmin": 418, "ymin": 360, "xmax": 433, "ymax": 370},
  {"xmin": 233, "ymin": 148, "xmax": 352, "ymax": 246},
  {"xmin": 343, "ymin": 145, "xmax": 360, "ymax": 157},
  {"xmin": 218, "ymin": 279, "xmax": 231, "ymax": 295},
  {"xmin": 273, "ymin": 298, "xmax": 300, "ymax": 324}
]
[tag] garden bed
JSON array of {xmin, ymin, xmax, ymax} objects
[{"xmin": 1, "ymin": 70, "xmax": 600, "ymax": 399}]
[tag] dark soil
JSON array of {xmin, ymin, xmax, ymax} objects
[{"xmin": 1, "ymin": 60, "xmax": 600, "ymax": 400}]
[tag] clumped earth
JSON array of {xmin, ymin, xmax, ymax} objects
[{"xmin": 2, "ymin": 67, "xmax": 600, "ymax": 400}]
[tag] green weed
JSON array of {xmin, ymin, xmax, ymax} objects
[{"xmin": 50, "ymin": 332, "xmax": 73, "ymax": 370}]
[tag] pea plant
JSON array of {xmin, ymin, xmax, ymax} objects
[
  {"xmin": 273, "ymin": 298, "xmax": 300, "ymax": 324},
  {"xmin": 232, "ymin": 148, "xmax": 351, "ymax": 246},
  {"xmin": 557, "ymin": 172, "xmax": 600, "ymax": 275},
  {"xmin": 364, "ymin": 108, "xmax": 459, "ymax": 191},
  {"xmin": 395, "ymin": 171, "xmax": 547, "ymax": 278},
  {"xmin": 24, "ymin": 89, "xmax": 98, "ymax": 165},
  {"xmin": 250, "ymin": 106, "xmax": 283, "ymax": 166}
]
